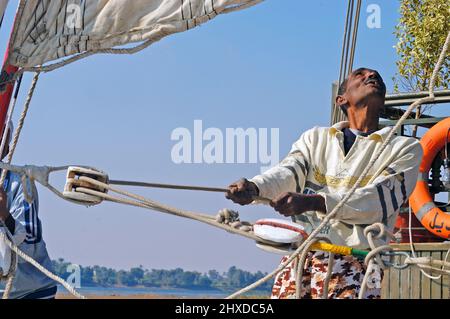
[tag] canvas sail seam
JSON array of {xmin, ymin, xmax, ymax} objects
[{"xmin": 7, "ymin": 0, "xmax": 263, "ymax": 70}]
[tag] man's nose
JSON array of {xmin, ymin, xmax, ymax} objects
[{"xmin": 366, "ymin": 71, "xmax": 377, "ymax": 79}]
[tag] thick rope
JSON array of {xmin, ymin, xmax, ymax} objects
[
  {"xmin": 404, "ymin": 257, "xmax": 450, "ymax": 276},
  {"xmin": 0, "ymin": 74, "xmax": 23, "ymax": 162},
  {"xmin": 294, "ymin": 237, "xmax": 334, "ymax": 299},
  {"xmin": 0, "ymin": 232, "xmax": 85, "ymax": 299},
  {"xmin": 74, "ymin": 177, "xmax": 275, "ymax": 245},
  {"xmin": 1, "ymin": 229, "xmax": 16, "ymax": 299},
  {"xmin": 226, "ymin": 30, "xmax": 450, "ymax": 299},
  {"xmin": 108, "ymin": 179, "xmax": 271, "ymax": 204},
  {"xmin": 338, "ymin": 0, "xmax": 353, "ymax": 86},
  {"xmin": 294, "ymin": 238, "xmax": 320, "ymax": 299},
  {"xmin": 359, "ymin": 259, "xmax": 376, "ymax": 299},
  {"xmin": 347, "ymin": 0, "xmax": 362, "ymax": 74},
  {"xmin": 321, "ymin": 253, "xmax": 335, "ymax": 299},
  {"xmin": 408, "ymin": 205, "xmax": 450, "ymax": 280},
  {"xmin": 334, "ymin": 0, "xmax": 361, "ymax": 124},
  {"xmin": 1, "ymin": 72, "xmax": 40, "ymax": 183},
  {"xmin": 358, "ymin": 224, "xmax": 394, "ymax": 299}
]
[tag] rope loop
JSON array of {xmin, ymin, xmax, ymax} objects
[
  {"xmin": 363, "ymin": 223, "xmax": 385, "ymax": 240},
  {"xmin": 363, "ymin": 223, "xmax": 394, "ymax": 269}
]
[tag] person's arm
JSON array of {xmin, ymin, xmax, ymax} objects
[
  {"xmin": 270, "ymin": 192, "xmax": 326, "ymax": 216},
  {"xmin": 248, "ymin": 129, "xmax": 312, "ymax": 201},
  {"xmin": 226, "ymin": 130, "xmax": 313, "ymax": 205},
  {"xmin": 1, "ymin": 176, "xmax": 39, "ymax": 245},
  {"xmin": 317, "ymin": 139, "xmax": 422, "ymax": 225}
]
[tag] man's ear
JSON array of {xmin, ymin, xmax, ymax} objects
[
  {"xmin": 335, "ymin": 95, "xmax": 347, "ymax": 107},
  {"xmin": 336, "ymin": 95, "xmax": 349, "ymax": 117}
]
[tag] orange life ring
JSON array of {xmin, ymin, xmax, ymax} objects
[{"xmin": 410, "ymin": 117, "xmax": 450, "ymax": 239}]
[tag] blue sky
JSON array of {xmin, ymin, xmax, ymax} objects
[{"xmin": 0, "ymin": 1, "xmax": 447, "ymax": 273}]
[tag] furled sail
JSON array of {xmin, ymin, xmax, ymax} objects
[{"xmin": 7, "ymin": 0, "xmax": 262, "ymax": 70}]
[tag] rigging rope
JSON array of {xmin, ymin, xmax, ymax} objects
[
  {"xmin": 108, "ymin": 179, "xmax": 271, "ymax": 204},
  {"xmin": 408, "ymin": 205, "xmax": 450, "ymax": 280},
  {"xmin": 0, "ymin": 231, "xmax": 85, "ymax": 299},
  {"xmin": 333, "ymin": 0, "xmax": 362, "ymax": 125},
  {"xmin": 358, "ymin": 223, "xmax": 394, "ymax": 299},
  {"xmin": 0, "ymin": 73, "xmax": 23, "ymax": 161}
]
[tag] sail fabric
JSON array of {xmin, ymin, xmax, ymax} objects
[{"xmin": 7, "ymin": 0, "xmax": 262, "ymax": 69}]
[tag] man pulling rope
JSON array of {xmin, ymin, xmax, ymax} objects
[{"xmin": 226, "ymin": 68, "xmax": 423, "ymax": 299}]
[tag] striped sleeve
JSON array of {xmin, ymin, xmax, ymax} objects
[
  {"xmin": 8, "ymin": 175, "xmax": 41, "ymax": 245},
  {"xmin": 317, "ymin": 139, "xmax": 422, "ymax": 225},
  {"xmin": 249, "ymin": 130, "xmax": 312, "ymax": 200}
]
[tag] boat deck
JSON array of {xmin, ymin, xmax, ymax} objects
[{"xmin": 382, "ymin": 243, "xmax": 450, "ymax": 299}]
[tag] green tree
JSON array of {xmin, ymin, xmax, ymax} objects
[
  {"xmin": 129, "ymin": 266, "xmax": 145, "ymax": 285},
  {"xmin": 394, "ymin": 0, "xmax": 449, "ymax": 92},
  {"xmin": 393, "ymin": 0, "xmax": 450, "ymax": 135},
  {"xmin": 81, "ymin": 266, "xmax": 95, "ymax": 286},
  {"xmin": 51, "ymin": 258, "xmax": 71, "ymax": 278},
  {"xmin": 51, "ymin": 259, "xmax": 271, "ymax": 292}
]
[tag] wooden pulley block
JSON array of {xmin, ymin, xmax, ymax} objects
[{"xmin": 63, "ymin": 166, "xmax": 109, "ymax": 206}]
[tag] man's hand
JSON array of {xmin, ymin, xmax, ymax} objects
[
  {"xmin": 225, "ymin": 178, "xmax": 259, "ymax": 206},
  {"xmin": 0, "ymin": 187, "xmax": 9, "ymax": 222},
  {"xmin": 270, "ymin": 192, "xmax": 326, "ymax": 217}
]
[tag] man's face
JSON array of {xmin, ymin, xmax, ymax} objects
[{"xmin": 340, "ymin": 68, "xmax": 386, "ymax": 109}]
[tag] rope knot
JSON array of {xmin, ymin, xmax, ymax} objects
[
  {"xmin": 363, "ymin": 223, "xmax": 386, "ymax": 240},
  {"xmin": 363, "ymin": 223, "xmax": 394, "ymax": 269},
  {"xmin": 215, "ymin": 209, "xmax": 252, "ymax": 232},
  {"xmin": 216, "ymin": 209, "xmax": 240, "ymax": 224}
]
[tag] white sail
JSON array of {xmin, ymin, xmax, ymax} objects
[{"xmin": 7, "ymin": 0, "xmax": 262, "ymax": 69}]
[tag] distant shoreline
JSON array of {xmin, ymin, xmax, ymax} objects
[
  {"xmin": 55, "ymin": 285, "xmax": 270, "ymax": 299},
  {"xmin": 51, "ymin": 259, "xmax": 273, "ymax": 293}
]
